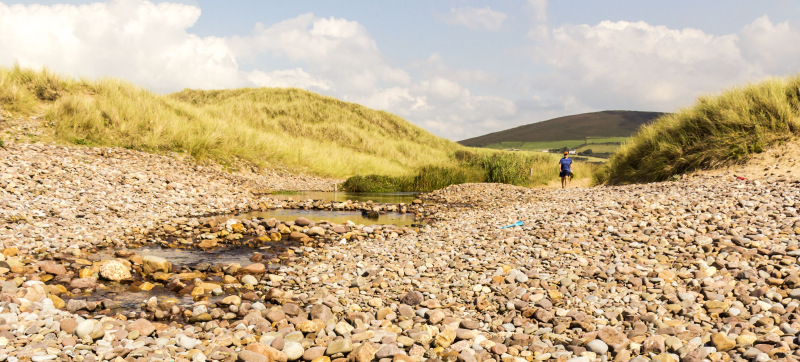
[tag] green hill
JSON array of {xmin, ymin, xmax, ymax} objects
[
  {"xmin": 458, "ymin": 110, "xmax": 666, "ymax": 147},
  {"xmin": 0, "ymin": 65, "xmax": 462, "ymax": 178}
]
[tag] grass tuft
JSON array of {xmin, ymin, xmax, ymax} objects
[{"xmin": 595, "ymin": 74, "xmax": 800, "ymax": 184}]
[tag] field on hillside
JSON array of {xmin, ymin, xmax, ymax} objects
[
  {"xmin": 480, "ymin": 137, "xmax": 630, "ymax": 159},
  {"xmin": 483, "ymin": 140, "xmax": 586, "ymax": 150},
  {"xmin": 575, "ymin": 144, "xmax": 620, "ymax": 153},
  {"xmin": 482, "ymin": 137, "xmax": 630, "ymax": 150},
  {"xmin": 585, "ymin": 136, "xmax": 629, "ymax": 143}
]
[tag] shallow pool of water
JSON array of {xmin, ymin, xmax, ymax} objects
[
  {"xmin": 99, "ymin": 242, "xmax": 293, "ymax": 270},
  {"xmin": 218, "ymin": 209, "xmax": 417, "ymax": 226},
  {"xmin": 71, "ymin": 283, "xmax": 195, "ymax": 311},
  {"xmin": 268, "ymin": 191, "xmax": 419, "ymax": 204},
  {"xmin": 133, "ymin": 244, "xmax": 271, "ymax": 267}
]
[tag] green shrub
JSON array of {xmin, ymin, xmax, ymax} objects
[
  {"xmin": 453, "ymin": 149, "xmax": 479, "ymax": 163},
  {"xmin": 342, "ymin": 151, "xmax": 560, "ymax": 192},
  {"xmin": 480, "ymin": 153, "xmax": 530, "ymax": 184},
  {"xmin": 341, "ymin": 175, "xmax": 406, "ymax": 193},
  {"xmin": 406, "ymin": 165, "xmax": 482, "ymax": 192}
]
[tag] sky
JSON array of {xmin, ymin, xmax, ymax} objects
[{"xmin": 2, "ymin": 1, "xmax": 800, "ymax": 141}]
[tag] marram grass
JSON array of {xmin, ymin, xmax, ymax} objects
[
  {"xmin": 1, "ymin": 65, "xmax": 593, "ymax": 189},
  {"xmin": 1, "ymin": 65, "xmax": 461, "ymax": 177},
  {"xmin": 595, "ymin": 74, "xmax": 800, "ymax": 185}
]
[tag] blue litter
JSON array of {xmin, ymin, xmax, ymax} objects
[{"xmin": 500, "ymin": 221, "xmax": 523, "ymax": 229}]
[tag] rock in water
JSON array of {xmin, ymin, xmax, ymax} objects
[
  {"xmin": 99, "ymin": 260, "xmax": 131, "ymax": 281},
  {"xmin": 142, "ymin": 255, "xmax": 171, "ymax": 275},
  {"xmin": 361, "ymin": 209, "xmax": 379, "ymax": 219}
]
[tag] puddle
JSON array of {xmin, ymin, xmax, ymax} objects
[
  {"xmin": 70, "ymin": 283, "xmax": 194, "ymax": 312},
  {"xmin": 215, "ymin": 209, "xmax": 418, "ymax": 226},
  {"xmin": 98, "ymin": 241, "xmax": 296, "ymax": 268},
  {"xmin": 73, "ymin": 243, "xmax": 291, "ymax": 313},
  {"xmin": 268, "ymin": 191, "xmax": 419, "ymax": 204}
]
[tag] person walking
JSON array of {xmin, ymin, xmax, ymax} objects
[{"xmin": 558, "ymin": 151, "xmax": 573, "ymax": 188}]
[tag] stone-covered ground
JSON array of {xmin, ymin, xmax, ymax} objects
[{"xmin": 2, "ymin": 140, "xmax": 800, "ymax": 362}]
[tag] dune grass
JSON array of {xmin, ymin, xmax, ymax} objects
[
  {"xmin": 1, "ymin": 65, "xmax": 462, "ymax": 177},
  {"xmin": 595, "ymin": 75, "xmax": 800, "ymax": 184},
  {"xmin": 2, "ymin": 65, "xmax": 593, "ymax": 189}
]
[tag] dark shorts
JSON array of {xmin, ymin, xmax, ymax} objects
[{"xmin": 560, "ymin": 171, "xmax": 572, "ymax": 178}]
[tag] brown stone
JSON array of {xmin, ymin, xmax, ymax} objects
[
  {"xmin": 69, "ymin": 278, "xmax": 97, "ymax": 289},
  {"xmin": 38, "ymin": 260, "xmax": 67, "ymax": 275},
  {"xmin": 61, "ymin": 318, "xmax": 78, "ymax": 334},
  {"xmin": 127, "ymin": 318, "xmax": 155, "ymax": 337},
  {"xmin": 347, "ymin": 342, "xmax": 376, "ymax": 362},
  {"xmin": 245, "ymin": 343, "xmax": 287, "ymax": 362},
  {"xmin": 711, "ymin": 332, "xmax": 736, "ymax": 352},
  {"xmin": 239, "ymin": 263, "xmax": 266, "ymax": 274},
  {"xmin": 643, "ymin": 335, "xmax": 666, "ymax": 354},
  {"xmin": 597, "ymin": 326, "xmax": 629, "ymax": 351}
]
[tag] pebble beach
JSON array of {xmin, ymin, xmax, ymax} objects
[{"xmin": 2, "ymin": 141, "xmax": 800, "ymax": 362}]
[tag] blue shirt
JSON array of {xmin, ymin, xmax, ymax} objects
[{"xmin": 559, "ymin": 158, "xmax": 572, "ymax": 171}]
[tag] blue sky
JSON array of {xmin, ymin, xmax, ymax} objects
[{"xmin": 2, "ymin": 1, "xmax": 800, "ymax": 140}]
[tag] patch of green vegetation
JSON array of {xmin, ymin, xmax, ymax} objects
[
  {"xmin": 595, "ymin": 74, "xmax": 800, "ymax": 184},
  {"xmin": 342, "ymin": 152, "xmax": 571, "ymax": 192},
  {"xmin": 0, "ymin": 137, "xmax": 4, "ymax": 149},
  {"xmin": 270, "ymin": 190, "xmax": 300, "ymax": 195},
  {"xmin": 483, "ymin": 140, "xmax": 586, "ymax": 150},
  {"xmin": 341, "ymin": 175, "xmax": 407, "ymax": 193},
  {"xmin": 576, "ymin": 144, "xmax": 620, "ymax": 154},
  {"xmin": 482, "ymin": 138, "xmax": 630, "ymax": 152},
  {"xmin": 586, "ymin": 136, "xmax": 630, "ymax": 144}
]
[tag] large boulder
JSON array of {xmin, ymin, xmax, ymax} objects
[{"xmin": 99, "ymin": 260, "xmax": 131, "ymax": 281}]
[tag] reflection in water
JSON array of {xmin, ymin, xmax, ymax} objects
[
  {"xmin": 268, "ymin": 191, "xmax": 419, "ymax": 204},
  {"xmin": 216, "ymin": 209, "xmax": 417, "ymax": 226},
  {"xmin": 134, "ymin": 245, "xmax": 274, "ymax": 267}
]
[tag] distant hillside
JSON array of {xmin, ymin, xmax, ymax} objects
[{"xmin": 459, "ymin": 110, "xmax": 667, "ymax": 147}]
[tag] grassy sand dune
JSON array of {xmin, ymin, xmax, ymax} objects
[
  {"xmin": 1, "ymin": 65, "xmax": 460, "ymax": 177},
  {"xmin": 1, "ymin": 65, "xmax": 596, "ymax": 189},
  {"xmin": 595, "ymin": 74, "xmax": 800, "ymax": 184}
]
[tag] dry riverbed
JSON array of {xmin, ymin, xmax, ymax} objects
[{"xmin": 2, "ymin": 140, "xmax": 800, "ymax": 362}]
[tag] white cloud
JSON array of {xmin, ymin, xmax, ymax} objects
[
  {"xmin": 418, "ymin": 53, "xmax": 498, "ymax": 85},
  {"xmin": 443, "ymin": 7, "xmax": 507, "ymax": 31},
  {"xmin": 415, "ymin": 77, "xmax": 470, "ymax": 104},
  {"xmin": 527, "ymin": 0, "xmax": 547, "ymax": 23},
  {"xmin": 529, "ymin": 20, "xmax": 763, "ymax": 111},
  {"xmin": 248, "ymin": 68, "xmax": 331, "ymax": 90},
  {"xmin": 0, "ymin": 0, "xmax": 242, "ymax": 92},
  {"xmin": 235, "ymin": 13, "xmax": 409, "ymax": 93},
  {"xmin": 739, "ymin": 16, "xmax": 800, "ymax": 76},
  {"xmin": 14, "ymin": 1, "xmax": 800, "ymax": 142}
]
